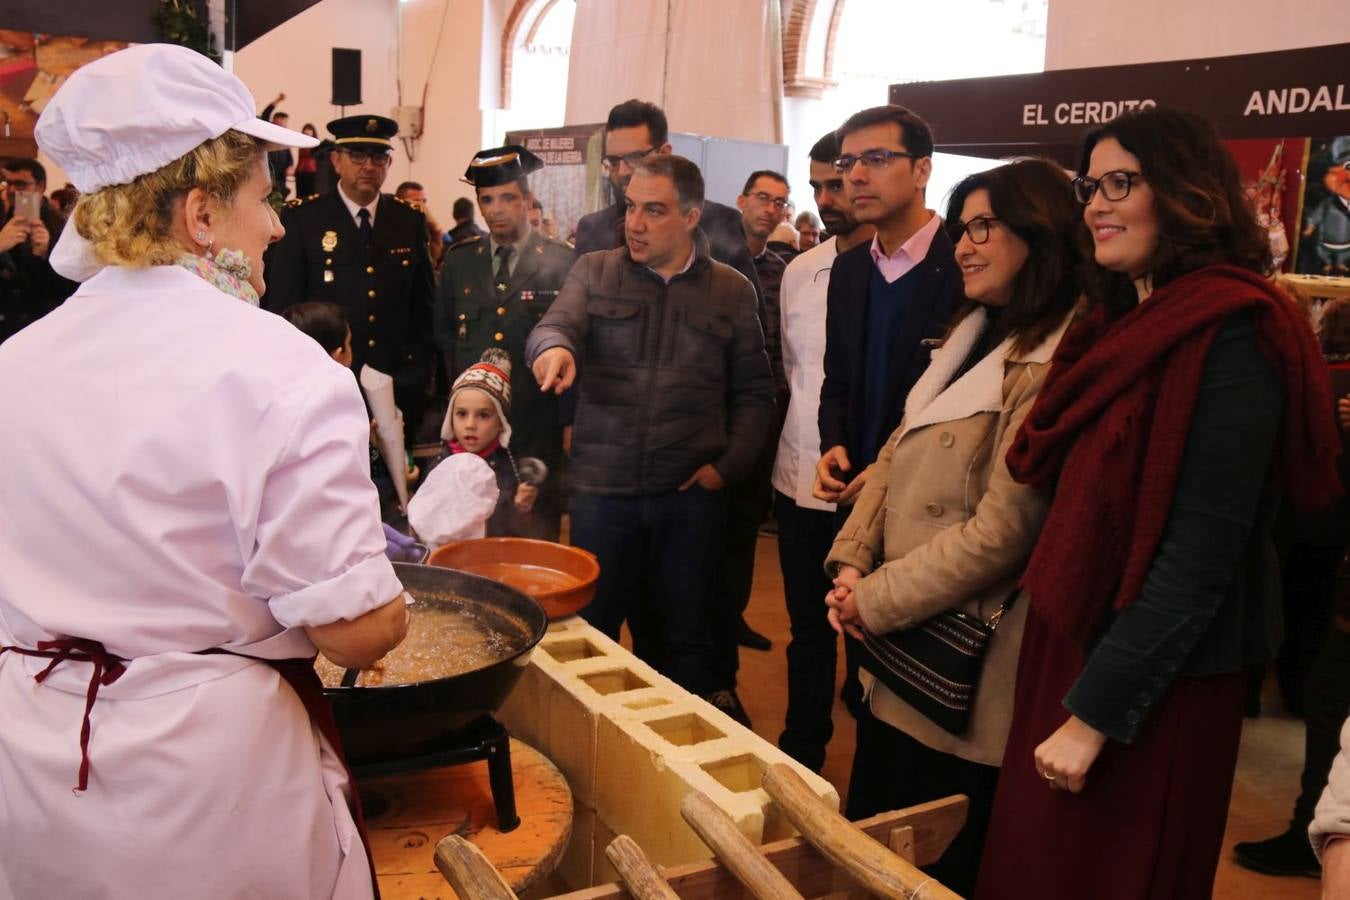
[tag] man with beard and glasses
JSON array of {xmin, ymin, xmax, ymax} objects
[{"xmin": 770, "ymin": 130, "xmax": 877, "ymax": 771}]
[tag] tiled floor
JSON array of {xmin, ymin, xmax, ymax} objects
[{"xmin": 733, "ymin": 533, "xmax": 1322, "ymax": 899}]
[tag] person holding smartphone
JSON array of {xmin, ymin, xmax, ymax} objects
[{"xmin": 0, "ymin": 157, "xmax": 77, "ymax": 344}]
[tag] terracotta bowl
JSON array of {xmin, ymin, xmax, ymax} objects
[{"xmin": 428, "ymin": 537, "xmax": 599, "ymax": 620}]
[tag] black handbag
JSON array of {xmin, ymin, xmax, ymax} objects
[{"xmin": 857, "ymin": 590, "xmax": 1018, "ymax": 736}]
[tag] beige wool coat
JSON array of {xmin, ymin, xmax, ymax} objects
[{"xmin": 825, "ymin": 306, "xmax": 1072, "ymax": 766}]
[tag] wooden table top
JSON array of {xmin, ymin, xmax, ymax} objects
[{"xmin": 359, "ymin": 738, "xmax": 573, "ymax": 899}]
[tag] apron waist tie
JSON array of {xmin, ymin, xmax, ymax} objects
[{"xmin": 0, "ymin": 638, "xmax": 127, "ymax": 792}]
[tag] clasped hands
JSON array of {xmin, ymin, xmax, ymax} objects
[{"xmin": 824, "ymin": 563, "xmax": 865, "ymax": 640}]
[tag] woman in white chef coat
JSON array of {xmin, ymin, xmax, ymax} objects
[{"xmin": 0, "ymin": 46, "xmax": 408, "ymax": 900}]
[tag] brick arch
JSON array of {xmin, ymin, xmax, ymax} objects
[
  {"xmin": 501, "ymin": 0, "xmax": 562, "ymax": 110},
  {"xmin": 782, "ymin": 0, "xmax": 846, "ymax": 99}
]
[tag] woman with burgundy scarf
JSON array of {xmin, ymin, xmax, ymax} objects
[{"xmin": 975, "ymin": 107, "xmax": 1341, "ymax": 899}]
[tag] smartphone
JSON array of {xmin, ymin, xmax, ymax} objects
[{"xmin": 13, "ymin": 191, "xmax": 40, "ymax": 222}]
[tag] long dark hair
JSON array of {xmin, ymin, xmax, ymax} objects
[
  {"xmin": 944, "ymin": 157, "xmax": 1087, "ymax": 355},
  {"xmin": 1077, "ymin": 106, "xmax": 1272, "ymax": 315}
]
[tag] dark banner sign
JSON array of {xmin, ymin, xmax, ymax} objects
[
  {"xmin": 890, "ymin": 42, "xmax": 1349, "ymax": 158},
  {"xmin": 506, "ymin": 125, "xmax": 606, "ymax": 241}
]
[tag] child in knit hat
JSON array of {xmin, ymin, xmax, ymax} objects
[{"xmin": 441, "ymin": 348, "xmax": 543, "ymax": 537}]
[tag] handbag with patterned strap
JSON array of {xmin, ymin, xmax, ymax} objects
[{"xmin": 858, "ymin": 590, "xmax": 1018, "ymax": 735}]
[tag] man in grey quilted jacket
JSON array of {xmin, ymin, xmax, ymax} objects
[{"xmin": 526, "ymin": 154, "xmax": 774, "ymax": 716}]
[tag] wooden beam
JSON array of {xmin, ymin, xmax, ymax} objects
[
  {"xmin": 434, "ymin": 835, "xmax": 519, "ymax": 900},
  {"xmin": 763, "ymin": 765, "xmax": 962, "ymax": 900},
  {"xmin": 544, "ymin": 795, "xmax": 967, "ymax": 900}
]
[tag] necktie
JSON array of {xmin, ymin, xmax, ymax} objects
[
  {"xmin": 494, "ymin": 244, "xmax": 514, "ymax": 279},
  {"xmin": 357, "ymin": 208, "xmax": 372, "ymax": 244}
]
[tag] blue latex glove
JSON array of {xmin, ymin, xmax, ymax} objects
[{"xmin": 382, "ymin": 523, "xmax": 422, "ymax": 562}]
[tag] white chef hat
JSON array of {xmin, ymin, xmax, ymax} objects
[
  {"xmin": 35, "ymin": 43, "xmax": 317, "ymax": 281},
  {"xmin": 407, "ymin": 454, "xmax": 501, "ymax": 547}
]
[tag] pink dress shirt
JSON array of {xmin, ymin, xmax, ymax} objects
[{"xmin": 868, "ymin": 211, "xmax": 941, "ymax": 284}]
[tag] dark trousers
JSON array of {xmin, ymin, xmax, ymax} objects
[
  {"xmin": 848, "ymin": 706, "xmax": 1000, "ymax": 898},
  {"xmin": 715, "ymin": 440, "xmax": 777, "ymax": 688},
  {"xmin": 1293, "ymin": 626, "xmax": 1350, "ymax": 828},
  {"xmin": 1278, "ymin": 542, "xmax": 1344, "ymax": 713},
  {"xmin": 774, "ymin": 492, "xmax": 839, "ymax": 772},
  {"xmin": 570, "ymin": 487, "xmax": 727, "ymax": 695}
]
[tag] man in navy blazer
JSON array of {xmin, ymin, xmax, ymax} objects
[{"xmin": 814, "ymin": 105, "xmax": 961, "ymax": 507}]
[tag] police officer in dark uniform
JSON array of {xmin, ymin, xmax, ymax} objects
[
  {"xmin": 263, "ymin": 114, "xmax": 436, "ymax": 445},
  {"xmin": 434, "ymin": 145, "xmax": 574, "ymax": 539}
]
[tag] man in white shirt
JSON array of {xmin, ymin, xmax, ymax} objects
[{"xmin": 771, "ymin": 131, "xmax": 874, "ymax": 772}]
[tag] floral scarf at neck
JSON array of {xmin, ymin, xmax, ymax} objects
[{"xmin": 174, "ymin": 249, "xmax": 258, "ymax": 306}]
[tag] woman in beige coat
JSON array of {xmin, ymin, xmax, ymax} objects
[{"xmin": 824, "ymin": 158, "xmax": 1087, "ymax": 895}]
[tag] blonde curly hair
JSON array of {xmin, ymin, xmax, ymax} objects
[{"xmin": 71, "ymin": 129, "xmax": 265, "ymax": 268}]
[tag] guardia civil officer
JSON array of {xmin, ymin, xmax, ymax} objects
[
  {"xmin": 434, "ymin": 145, "xmax": 575, "ymax": 539},
  {"xmin": 263, "ymin": 114, "xmax": 436, "ymax": 446}
]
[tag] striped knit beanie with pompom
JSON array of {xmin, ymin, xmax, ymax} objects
[{"xmin": 444, "ymin": 347, "xmax": 514, "ymax": 446}]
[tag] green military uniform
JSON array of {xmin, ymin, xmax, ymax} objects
[{"xmin": 435, "ymin": 227, "xmax": 574, "ymax": 536}]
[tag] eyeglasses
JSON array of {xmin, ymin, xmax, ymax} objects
[
  {"xmin": 1072, "ymin": 170, "xmax": 1144, "ymax": 204},
  {"xmin": 833, "ymin": 149, "xmax": 920, "ymax": 173},
  {"xmin": 340, "ymin": 149, "xmax": 393, "ymax": 167},
  {"xmin": 951, "ymin": 216, "xmax": 1003, "ymax": 245},
  {"xmin": 3, "ymin": 178, "xmax": 35, "ymax": 191},
  {"xmin": 601, "ymin": 147, "xmax": 656, "ymax": 171},
  {"xmin": 746, "ymin": 191, "xmax": 788, "ymax": 211}
]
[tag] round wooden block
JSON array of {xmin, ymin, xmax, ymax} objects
[{"xmin": 360, "ymin": 738, "xmax": 573, "ymax": 899}]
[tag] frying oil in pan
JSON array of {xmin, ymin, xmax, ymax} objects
[{"xmin": 315, "ymin": 593, "xmax": 530, "ymax": 688}]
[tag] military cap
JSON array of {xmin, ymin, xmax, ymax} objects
[
  {"xmin": 327, "ymin": 114, "xmax": 398, "ymax": 152},
  {"xmin": 462, "ymin": 144, "xmax": 544, "ymax": 188}
]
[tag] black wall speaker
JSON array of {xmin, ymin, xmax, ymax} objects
[{"xmin": 331, "ymin": 48, "xmax": 362, "ymax": 107}]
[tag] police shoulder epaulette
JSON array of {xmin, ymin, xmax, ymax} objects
[
  {"xmin": 285, "ymin": 193, "xmax": 321, "ymax": 209},
  {"xmin": 390, "ymin": 195, "xmax": 425, "ymax": 213}
]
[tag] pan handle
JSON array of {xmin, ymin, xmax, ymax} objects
[{"xmin": 410, "ymin": 542, "xmax": 431, "ymax": 564}]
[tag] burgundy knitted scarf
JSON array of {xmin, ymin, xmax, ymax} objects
[{"xmin": 1006, "ymin": 265, "xmax": 1341, "ymax": 644}]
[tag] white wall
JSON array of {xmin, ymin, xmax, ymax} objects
[
  {"xmin": 392, "ymin": 0, "xmax": 494, "ymax": 228},
  {"xmin": 1045, "ymin": 0, "xmax": 1350, "ymax": 69},
  {"xmin": 564, "ymin": 0, "xmax": 782, "ymax": 144},
  {"xmin": 232, "ymin": 0, "xmax": 399, "ymax": 150}
]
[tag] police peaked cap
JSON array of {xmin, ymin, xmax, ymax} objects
[
  {"xmin": 462, "ymin": 145, "xmax": 544, "ymax": 188},
  {"xmin": 327, "ymin": 114, "xmax": 398, "ymax": 151}
]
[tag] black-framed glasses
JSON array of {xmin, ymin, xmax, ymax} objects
[
  {"xmin": 340, "ymin": 149, "xmax": 393, "ymax": 167},
  {"xmin": 833, "ymin": 149, "xmax": 920, "ymax": 173},
  {"xmin": 1072, "ymin": 170, "xmax": 1143, "ymax": 204},
  {"xmin": 951, "ymin": 216, "xmax": 1002, "ymax": 245},
  {"xmin": 746, "ymin": 190, "xmax": 788, "ymax": 210},
  {"xmin": 601, "ymin": 147, "xmax": 656, "ymax": 171}
]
